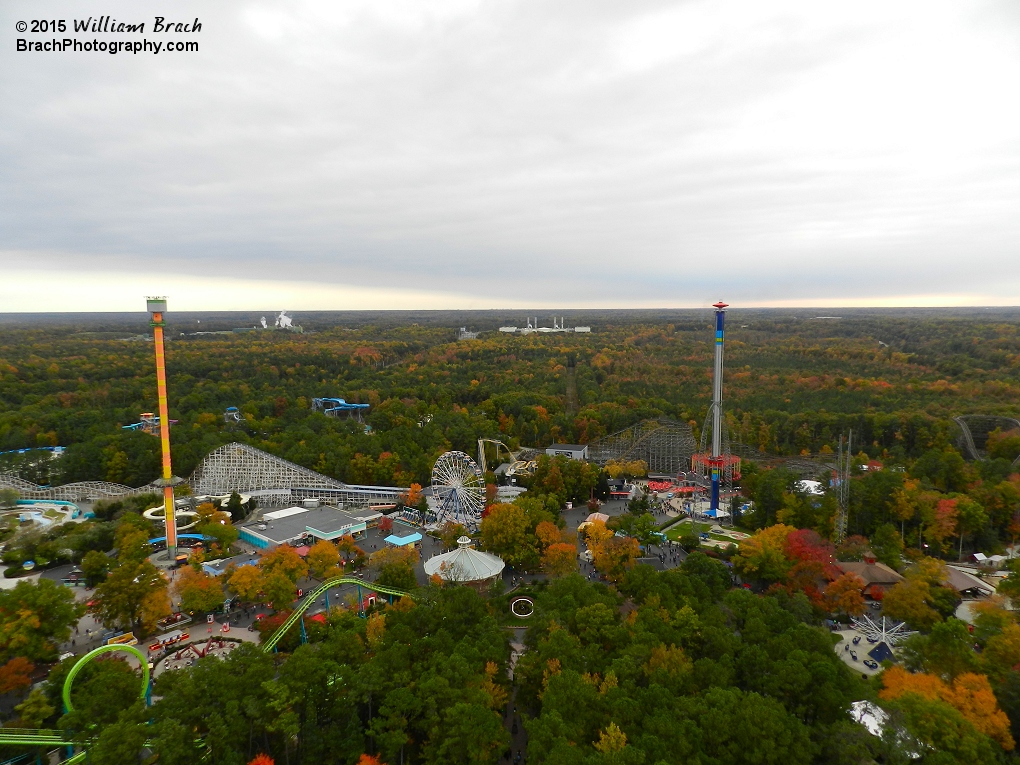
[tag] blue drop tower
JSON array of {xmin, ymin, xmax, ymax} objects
[{"xmin": 709, "ymin": 301, "xmax": 727, "ymax": 515}]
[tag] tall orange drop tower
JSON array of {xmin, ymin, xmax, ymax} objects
[{"xmin": 146, "ymin": 297, "xmax": 178, "ymax": 559}]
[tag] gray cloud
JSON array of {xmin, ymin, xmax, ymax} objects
[{"xmin": 2, "ymin": 0, "xmax": 1019, "ymax": 308}]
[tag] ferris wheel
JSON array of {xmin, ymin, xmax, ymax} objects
[{"xmin": 431, "ymin": 451, "xmax": 485, "ymax": 528}]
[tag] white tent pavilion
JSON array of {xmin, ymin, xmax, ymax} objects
[{"xmin": 424, "ymin": 536, "xmax": 505, "ymax": 585}]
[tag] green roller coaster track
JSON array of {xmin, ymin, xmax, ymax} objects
[
  {"xmin": 261, "ymin": 575, "xmax": 412, "ymax": 651},
  {"xmin": 0, "ymin": 577, "xmax": 410, "ymax": 761}
]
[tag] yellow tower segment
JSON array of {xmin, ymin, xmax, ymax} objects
[{"xmin": 146, "ymin": 297, "xmax": 177, "ymax": 559}]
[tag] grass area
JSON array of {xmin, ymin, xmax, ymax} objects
[{"xmin": 663, "ymin": 520, "xmax": 733, "ymax": 544}]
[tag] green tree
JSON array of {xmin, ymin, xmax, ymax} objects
[
  {"xmin": 480, "ymin": 503, "xmax": 537, "ymax": 571},
  {"xmin": 901, "ymin": 619, "xmax": 979, "ymax": 680},
  {"xmin": 426, "ymin": 701, "xmax": 509, "ymax": 765},
  {"xmin": 14, "ymin": 687, "xmax": 55, "ymax": 728},
  {"xmin": 92, "ymin": 559, "xmax": 170, "ymax": 636},
  {"xmin": 196, "ymin": 518, "xmax": 239, "ymax": 554},
  {"xmin": 226, "ymin": 491, "xmax": 244, "ymax": 520},
  {"xmin": 955, "ymin": 496, "xmax": 988, "ymax": 561},
  {"xmin": 910, "ymin": 447, "xmax": 971, "ymax": 493},
  {"xmin": 81, "ymin": 549, "xmax": 112, "ymax": 586},
  {"xmin": 870, "ymin": 523, "xmax": 904, "ymax": 569},
  {"xmin": 262, "ymin": 570, "xmax": 297, "ymax": 610},
  {"xmin": 884, "ymin": 692, "xmax": 1001, "ymax": 761},
  {"xmin": 59, "ymin": 657, "xmax": 146, "ymax": 739},
  {"xmin": 0, "ymin": 579, "xmax": 83, "ymax": 662}
]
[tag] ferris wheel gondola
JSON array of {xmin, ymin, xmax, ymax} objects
[{"xmin": 430, "ymin": 451, "xmax": 485, "ymax": 529}]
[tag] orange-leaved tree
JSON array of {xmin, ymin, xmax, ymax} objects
[
  {"xmin": 824, "ymin": 572, "xmax": 866, "ymax": 617},
  {"xmin": 0, "ymin": 657, "xmax": 34, "ymax": 694},
  {"xmin": 535, "ymin": 521, "xmax": 564, "ymax": 551},
  {"xmin": 880, "ymin": 666, "xmax": 1014, "ymax": 750},
  {"xmin": 542, "ymin": 543, "xmax": 578, "ymax": 578},
  {"xmin": 733, "ymin": 524, "xmax": 796, "ymax": 583},
  {"xmin": 593, "ymin": 536, "xmax": 640, "ymax": 582},
  {"xmin": 173, "ymin": 566, "xmax": 226, "ymax": 613},
  {"xmin": 258, "ymin": 544, "xmax": 309, "ymax": 583},
  {"xmin": 306, "ymin": 539, "xmax": 340, "ymax": 580}
]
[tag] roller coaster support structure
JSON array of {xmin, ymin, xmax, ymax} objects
[{"xmin": 261, "ymin": 576, "xmax": 411, "ymax": 652}]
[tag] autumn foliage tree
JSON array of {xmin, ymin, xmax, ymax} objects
[
  {"xmin": 880, "ymin": 665, "xmax": 1014, "ymax": 750},
  {"xmin": 173, "ymin": 566, "xmax": 226, "ymax": 614},
  {"xmin": 824, "ymin": 572, "xmax": 866, "ymax": 617},
  {"xmin": 258, "ymin": 545, "xmax": 308, "ymax": 584},
  {"xmin": 883, "ymin": 557, "xmax": 954, "ymax": 631},
  {"xmin": 592, "ymin": 537, "xmax": 640, "ymax": 582},
  {"xmin": 370, "ymin": 546, "xmax": 418, "ymax": 590},
  {"xmin": 480, "ymin": 503, "xmax": 537, "ymax": 570},
  {"xmin": 0, "ymin": 656, "xmax": 34, "ymax": 694},
  {"xmin": 306, "ymin": 539, "xmax": 340, "ymax": 580},
  {"xmin": 535, "ymin": 520, "xmax": 564, "ymax": 550},
  {"xmin": 227, "ymin": 564, "xmax": 263, "ymax": 603},
  {"xmin": 733, "ymin": 524, "xmax": 796, "ymax": 583},
  {"xmin": 541, "ymin": 543, "xmax": 577, "ymax": 577},
  {"xmin": 0, "ymin": 579, "xmax": 83, "ymax": 661}
]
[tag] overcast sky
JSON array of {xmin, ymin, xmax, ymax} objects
[{"xmin": 2, "ymin": 0, "xmax": 1019, "ymax": 311}]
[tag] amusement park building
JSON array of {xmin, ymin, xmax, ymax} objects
[
  {"xmin": 545, "ymin": 444, "xmax": 588, "ymax": 460},
  {"xmin": 423, "ymin": 536, "xmax": 505, "ymax": 586},
  {"xmin": 238, "ymin": 504, "xmax": 379, "ymax": 550}
]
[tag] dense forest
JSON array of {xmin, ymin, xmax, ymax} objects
[
  {"xmin": 2, "ymin": 310, "xmax": 1019, "ymax": 486},
  {"xmin": 3, "ymin": 310, "xmax": 1020, "ymax": 763},
  {"xmin": 1, "ymin": 309, "xmax": 1019, "ymax": 553}
]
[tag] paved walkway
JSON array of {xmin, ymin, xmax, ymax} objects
[{"xmin": 833, "ymin": 629, "xmax": 883, "ymax": 677}]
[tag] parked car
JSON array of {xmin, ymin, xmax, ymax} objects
[
  {"xmin": 852, "ymin": 636, "xmax": 861, "ymax": 645},
  {"xmin": 864, "ymin": 659, "xmax": 879, "ymax": 670},
  {"xmin": 850, "ymin": 650, "xmax": 858, "ymax": 661}
]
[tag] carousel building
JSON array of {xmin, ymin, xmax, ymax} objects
[{"xmin": 424, "ymin": 536, "xmax": 505, "ymax": 586}]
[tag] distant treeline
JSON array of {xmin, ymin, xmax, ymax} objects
[{"xmin": 0, "ymin": 313, "xmax": 1018, "ymax": 490}]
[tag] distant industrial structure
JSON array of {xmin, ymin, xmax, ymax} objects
[
  {"xmin": 499, "ymin": 317, "xmax": 590, "ymax": 334},
  {"xmin": 457, "ymin": 327, "xmax": 480, "ymax": 340}
]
